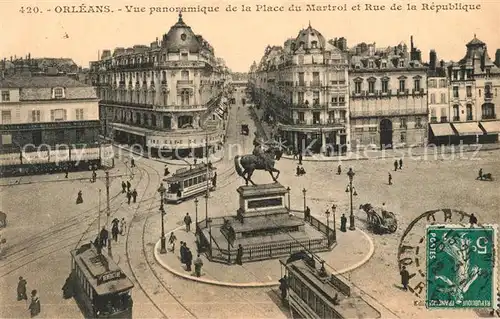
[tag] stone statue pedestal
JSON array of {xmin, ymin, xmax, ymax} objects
[{"xmin": 199, "ymin": 182, "xmax": 333, "ymax": 264}]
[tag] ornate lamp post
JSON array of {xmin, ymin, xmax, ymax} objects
[
  {"xmin": 204, "ymin": 192, "xmax": 209, "ymax": 227},
  {"xmin": 194, "ymin": 197, "xmax": 199, "ymax": 235},
  {"xmin": 302, "ymin": 188, "xmax": 307, "ymax": 213},
  {"xmin": 346, "ymin": 168, "xmax": 358, "ymax": 231},
  {"xmin": 286, "ymin": 186, "xmax": 291, "ymax": 211},
  {"xmin": 325, "ymin": 209, "xmax": 331, "ymax": 246},
  {"xmin": 158, "ymin": 183, "xmax": 167, "ymax": 254}
]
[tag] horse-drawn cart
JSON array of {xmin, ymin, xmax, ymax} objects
[{"xmin": 359, "ymin": 204, "xmax": 397, "ymax": 234}]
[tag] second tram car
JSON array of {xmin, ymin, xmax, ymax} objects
[
  {"xmin": 69, "ymin": 243, "xmax": 134, "ymax": 318},
  {"xmin": 280, "ymin": 254, "xmax": 381, "ymax": 319},
  {"xmin": 163, "ymin": 163, "xmax": 217, "ymax": 203}
]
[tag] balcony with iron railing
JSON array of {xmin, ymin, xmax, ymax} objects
[
  {"xmin": 292, "ymin": 118, "xmax": 346, "ymax": 126},
  {"xmin": 481, "ymin": 113, "xmax": 496, "ymax": 120},
  {"xmin": 485, "ymin": 92, "xmax": 493, "ymax": 100},
  {"xmin": 350, "ymin": 108, "xmax": 427, "ymax": 118},
  {"xmin": 440, "ymin": 116, "xmax": 448, "ymax": 122}
]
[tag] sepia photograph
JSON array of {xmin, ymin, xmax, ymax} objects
[{"xmin": 0, "ymin": 0, "xmax": 499, "ymax": 318}]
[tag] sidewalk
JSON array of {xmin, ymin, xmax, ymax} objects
[
  {"xmin": 281, "ymin": 143, "xmax": 500, "ymax": 162},
  {"xmin": 113, "ymin": 143, "xmax": 225, "ymax": 166},
  {"xmin": 154, "ymin": 225, "xmax": 374, "ymax": 287}
]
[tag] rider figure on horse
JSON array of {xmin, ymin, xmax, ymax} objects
[{"xmin": 252, "ymin": 132, "xmax": 268, "ymax": 167}]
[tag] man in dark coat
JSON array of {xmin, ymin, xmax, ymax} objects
[
  {"xmin": 121, "ymin": 181, "xmax": 127, "ymax": 193},
  {"xmin": 130, "ymin": 158, "xmax": 135, "ymax": 168},
  {"xmin": 388, "ymin": 172, "xmax": 393, "ymax": 185},
  {"xmin": 28, "ymin": 289, "xmax": 41, "ymax": 317},
  {"xmin": 184, "ymin": 213, "xmax": 192, "ymax": 232},
  {"xmin": 298, "ymin": 152, "xmax": 303, "ymax": 165},
  {"xmin": 126, "ymin": 181, "xmax": 131, "ymax": 192},
  {"xmin": 340, "ymin": 214, "xmax": 347, "ymax": 232},
  {"xmin": 132, "ymin": 189, "xmax": 138, "ymax": 203},
  {"xmin": 469, "ymin": 213, "xmax": 478, "ymax": 226},
  {"xmin": 399, "ymin": 158, "xmax": 403, "ymax": 170},
  {"xmin": 185, "ymin": 248, "xmax": 193, "ymax": 272},
  {"xmin": 180, "ymin": 241, "xmax": 186, "ymax": 264},
  {"xmin": 394, "ymin": 160, "xmax": 398, "ymax": 171},
  {"xmin": 235, "ymin": 244, "xmax": 243, "ymax": 265},
  {"xmin": 304, "ymin": 206, "xmax": 311, "ymax": 220},
  {"xmin": 164, "ymin": 166, "xmax": 170, "ymax": 176},
  {"xmin": 99, "ymin": 227, "xmax": 109, "ymax": 247},
  {"xmin": 400, "ymin": 266, "xmax": 410, "ymax": 290},
  {"xmin": 17, "ymin": 276, "xmax": 27, "ymax": 301},
  {"xmin": 76, "ymin": 191, "xmax": 83, "ymax": 204},
  {"xmin": 279, "ymin": 275, "xmax": 288, "ymax": 303},
  {"xmin": 337, "ymin": 164, "xmax": 341, "ymax": 175},
  {"xmin": 126, "ymin": 191, "xmax": 132, "ymax": 205},
  {"xmin": 212, "ymin": 172, "xmax": 217, "ymax": 188}
]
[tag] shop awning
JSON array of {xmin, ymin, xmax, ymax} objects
[
  {"xmin": 110, "ymin": 122, "xmax": 152, "ymax": 137},
  {"xmin": 479, "ymin": 120, "xmax": 500, "ymax": 134},
  {"xmin": 429, "ymin": 123, "xmax": 455, "ymax": 137},
  {"xmin": 452, "ymin": 122, "xmax": 484, "ymax": 136}
]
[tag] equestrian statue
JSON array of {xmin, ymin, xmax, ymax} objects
[{"xmin": 234, "ymin": 132, "xmax": 283, "ymax": 185}]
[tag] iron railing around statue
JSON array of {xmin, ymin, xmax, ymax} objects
[{"xmin": 304, "ymin": 214, "xmax": 337, "ymax": 245}]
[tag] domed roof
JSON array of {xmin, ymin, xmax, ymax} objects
[
  {"xmin": 294, "ymin": 23, "xmax": 326, "ymax": 51},
  {"xmin": 162, "ymin": 12, "xmax": 201, "ymax": 53}
]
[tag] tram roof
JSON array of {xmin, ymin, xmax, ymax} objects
[
  {"xmin": 71, "ymin": 244, "xmax": 134, "ymax": 295},
  {"xmin": 164, "ymin": 163, "xmax": 216, "ymax": 182}
]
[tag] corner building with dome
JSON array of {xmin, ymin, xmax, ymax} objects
[
  {"xmin": 249, "ymin": 24, "xmax": 351, "ymax": 155},
  {"xmin": 89, "ymin": 13, "xmax": 229, "ymax": 159}
]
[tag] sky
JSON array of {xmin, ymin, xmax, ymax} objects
[{"xmin": 1, "ymin": 0, "xmax": 499, "ymax": 72}]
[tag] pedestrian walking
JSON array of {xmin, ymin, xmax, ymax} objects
[
  {"xmin": 121, "ymin": 181, "xmax": 127, "ymax": 193},
  {"xmin": 185, "ymin": 248, "xmax": 193, "ymax": 272},
  {"xmin": 399, "ymin": 158, "xmax": 403, "ymax": 170},
  {"xmin": 168, "ymin": 232, "xmax": 177, "ymax": 251},
  {"xmin": 120, "ymin": 218, "xmax": 127, "ymax": 235},
  {"xmin": 194, "ymin": 254, "xmax": 203, "ymax": 277},
  {"xmin": 126, "ymin": 181, "xmax": 131, "ymax": 192},
  {"xmin": 298, "ymin": 152, "xmax": 303, "ymax": 165},
  {"xmin": 65, "ymin": 167, "xmax": 69, "ymax": 179},
  {"xmin": 164, "ymin": 165, "xmax": 170, "ymax": 176},
  {"xmin": 17, "ymin": 276, "xmax": 27, "ymax": 301},
  {"xmin": 235, "ymin": 244, "xmax": 243, "ymax": 265},
  {"xmin": 400, "ymin": 266, "xmax": 410, "ymax": 291},
  {"xmin": 76, "ymin": 190, "xmax": 83, "ymax": 204},
  {"xmin": 340, "ymin": 214, "xmax": 347, "ymax": 232},
  {"xmin": 99, "ymin": 226, "xmax": 109, "ymax": 247},
  {"xmin": 477, "ymin": 168, "xmax": 483, "ymax": 180},
  {"xmin": 111, "ymin": 221, "xmax": 119, "ymax": 242},
  {"xmin": 469, "ymin": 213, "xmax": 478, "ymax": 227},
  {"xmin": 180, "ymin": 241, "xmax": 186, "ymax": 264},
  {"xmin": 388, "ymin": 172, "xmax": 392, "ymax": 185},
  {"xmin": 304, "ymin": 206, "xmax": 311, "ymax": 220},
  {"xmin": 279, "ymin": 275, "xmax": 288, "ymax": 303},
  {"xmin": 130, "ymin": 158, "xmax": 135, "ymax": 168},
  {"xmin": 394, "ymin": 160, "xmax": 398, "ymax": 171},
  {"xmin": 184, "ymin": 213, "xmax": 192, "ymax": 232},
  {"xmin": 28, "ymin": 289, "xmax": 41, "ymax": 317},
  {"xmin": 126, "ymin": 191, "xmax": 132, "ymax": 205},
  {"xmin": 337, "ymin": 164, "xmax": 341, "ymax": 175},
  {"xmin": 212, "ymin": 172, "xmax": 217, "ymax": 188},
  {"xmin": 132, "ymin": 189, "xmax": 138, "ymax": 203}
]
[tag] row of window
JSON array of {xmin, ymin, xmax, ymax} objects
[
  {"xmin": 1, "ymin": 88, "xmax": 65, "ymax": 102},
  {"xmin": 452, "ymin": 85, "xmax": 496, "ymax": 99},
  {"xmin": 354, "ymin": 117, "xmax": 422, "ymax": 129},
  {"xmin": 109, "ymin": 89, "xmax": 191, "ymax": 105},
  {"xmin": 429, "ymin": 93, "xmax": 447, "ymax": 104},
  {"xmin": 354, "ymin": 131, "xmax": 410, "ymax": 144},
  {"xmin": 294, "ymin": 92, "xmax": 346, "ymax": 105},
  {"xmin": 183, "ymin": 174, "xmax": 208, "ymax": 188},
  {"xmin": 296, "ymin": 111, "xmax": 347, "ymax": 122},
  {"xmin": 428, "ymin": 79, "xmax": 447, "ymax": 88},
  {"xmin": 72, "ymin": 259, "xmax": 94, "ymax": 300},
  {"xmin": 0, "ymin": 108, "xmax": 85, "ymax": 124},
  {"xmin": 112, "ymin": 70, "xmax": 191, "ymax": 83},
  {"xmin": 354, "ymin": 78, "xmax": 421, "ymax": 94}
]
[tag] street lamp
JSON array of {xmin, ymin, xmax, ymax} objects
[
  {"xmin": 158, "ymin": 183, "xmax": 167, "ymax": 254},
  {"xmin": 204, "ymin": 192, "xmax": 209, "ymax": 228},
  {"xmin": 194, "ymin": 197, "xmax": 199, "ymax": 235},
  {"xmin": 331, "ymin": 204, "xmax": 337, "ymax": 241},
  {"xmin": 302, "ymin": 188, "xmax": 307, "ymax": 213},
  {"xmin": 346, "ymin": 168, "xmax": 357, "ymax": 231},
  {"xmin": 286, "ymin": 187, "xmax": 291, "ymax": 211},
  {"xmin": 325, "ymin": 209, "xmax": 331, "ymax": 246}
]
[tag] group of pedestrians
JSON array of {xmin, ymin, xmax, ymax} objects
[
  {"xmin": 17, "ymin": 276, "xmax": 41, "ymax": 317},
  {"xmin": 121, "ymin": 180, "xmax": 138, "ymax": 205},
  {"xmin": 388, "ymin": 158, "xmax": 404, "ymax": 185},
  {"xmin": 97, "ymin": 218, "xmax": 127, "ymax": 247},
  {"xmin": 178, "ymin": 241, "xmax": 204, "ymax": 277}
]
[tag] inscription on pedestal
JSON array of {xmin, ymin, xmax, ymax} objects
[{"xmin": 248, "ymin": 197, "xmax": 282, "ymax": 209}]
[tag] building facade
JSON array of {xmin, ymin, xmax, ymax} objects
[
  {"xmin": 446, "ymin": 36, "xmax": 500, "ymax": 143},
  {"xmin": 348, "ymin": 38, "xmax": 428, "ymax": 149},
  {"xmin": 0, "ymin": 74, "xmax": 102, "ymax": 175},
  {"xmin": 90, "ymin": 13, "xmax": 229, "ymax": 159},
  {"xmin": 250, "ymin": 25, "xmax": 350, "ymax": 155}
]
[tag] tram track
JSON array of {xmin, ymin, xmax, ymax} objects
[
  {"xmin": 0, "ymin": 159, "xmax": 149, "ymax": 278},
  {"xmin": 124, "ymin": 161, "xmax": 197, "ymax": 319}
]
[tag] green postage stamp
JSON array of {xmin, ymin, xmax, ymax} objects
[{"xmin": 426, "ymin": 225, "xmax": 497, "ymax": 309}]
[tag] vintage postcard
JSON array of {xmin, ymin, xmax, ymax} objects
[{"xmin": 0, "ymin": 0, "xmax": 499, "ymax": 318}]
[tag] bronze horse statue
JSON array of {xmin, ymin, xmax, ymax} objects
[{"xmin": 234, "ymin": 145, "xmax": 283, "ymax": 185}]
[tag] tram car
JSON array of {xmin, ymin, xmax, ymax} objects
[
  {"xmin": 68, "ymin": 243, "xmax": 134, "ymax": 318},
  {"xmin": 280, "ymin": 253, "xmax": 381, "ymax": 319},
  {"xmin": 163, "ymin": 163, "xmax": 217, "ymax": 204}
]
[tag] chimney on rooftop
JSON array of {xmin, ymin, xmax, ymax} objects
[{"xmin": 429, "ymin": 50, "xmax": 437, "ymax": 70}]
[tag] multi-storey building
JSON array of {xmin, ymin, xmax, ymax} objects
[
  {"xmin": 0, "ymin": 73, "xmax": 103, "ymax": 175},
  {"xmin": 348, "ymin": 37, "xmax": 428, "ymax": 149},
  {"xmin": 250, "ymin": 24, "xmax": 350, "ymax": 155},
  {"xmin": 445, "ymin": 36, "xmax": 500, "ymax": 143},
  {"xmin": 90, "ymin": 13, "xmax": 229, "ymax": 159}
]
